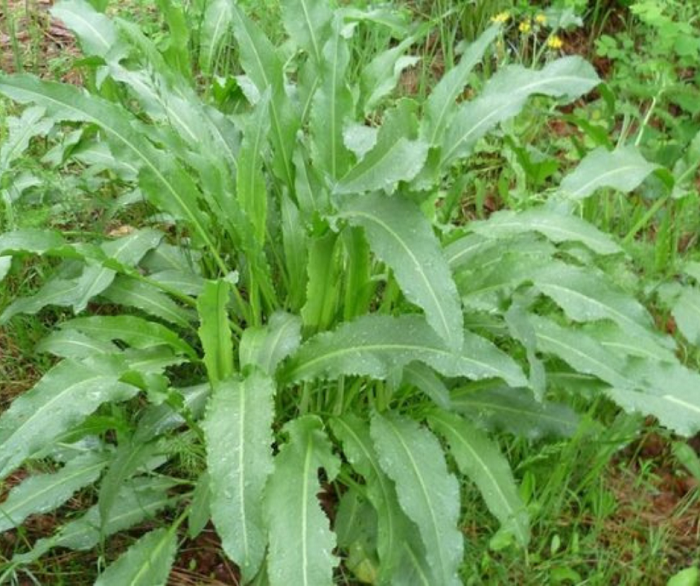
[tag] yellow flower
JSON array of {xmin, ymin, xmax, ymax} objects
[
  {"xmin": 519, "ymin": 19, "xmax": 531, "ymax": 33},
  {"xmin": 535, "ymin": 13, "xmax": 547, "ymax": 25},
  {"xmin": 547, "ymin": 35, "xmax": 563, "ymax": 49},
  {"xmin": 491, "ymin": 11, "xmax": 511, "ymax": 24}
]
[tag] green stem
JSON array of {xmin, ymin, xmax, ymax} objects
[{"xmin": 622, "ymin": 194, "xmax": 670, "ymax": 244}]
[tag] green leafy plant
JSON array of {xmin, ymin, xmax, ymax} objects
[{"xmin": 1, "ymin": 0, "xmax": 699, "ymax": 583}]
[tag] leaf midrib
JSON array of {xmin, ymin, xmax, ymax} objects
[
  {"xmin": 342, "ymin": 208, "xmax": 454, "ymax": 345},
  {"xmin": 385, "ymin": 417, "xmax": 449, "ymax": 582}
]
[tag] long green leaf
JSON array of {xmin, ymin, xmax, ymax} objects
[
  {"xmin": 428, "ymin": 409, "xmax": 529, "ymax": 546},
  {"xmin": 532, "ymin": 262, "xmax": 671, "ymax": 348},
  {"xmin": 13, "ymin": 477, "xmax": 176, "ymax": 565},
  {"xmin": 423, "ymin": 25, "xmax": 499, "ymax": 145},
  {"xmin": 470, "ymin": 208, "xmax": 621, "ymax": 255},
  {"xmin": 331, "ymin": 415, "xmax": 408, "ymax": 581},
  {"xmin": 0, "ymin": 106, "xmax": 54, "ymax": 172},
  {"xmin": 95, "ymin": 527, "xmax": 178, "ymax": 586},
  {"xmin": 265, "ymin": 415, "xmax": 340, "ymax": 586},
  {"xmin": 360, "ymin": 37, "xmax": 420, "ymax": 113},
  {"xmin": 301, "ymin": 232, "xmax": 342, "ymax": 334},
  {"xmin": 442, "ymin": 56, "xmax": 599, "ymax": 167},
  {"xmin": 0, "ymin": 356, "xmax": 136, "ymax": 479},
  {"xmin": 608, "ymin": 362, "xmax": 700, "ymax": 436},
  {"xmin": 237, "ymin": 90, "xmax": 271, "ymax": 244},
  {"xmin": 229, "ymin": 5, "xmax": 298, "ymax": 188},
  {"xmin": 672, "ymin": 286, "xmax": 700, "ymax": 346},
  {"xmin": 199, "ymin": 0, "xmax": 233, "ymax": 75},
  {"xmin": 559, "ymin": 145, "xmax": 659, "ymax": 200},
  {"xmin": 402, "ymin": 362, "xmax": 452, "ymax": 410},
  {"xmin": 451, "ymin": 386, "xmax": 580, "ymax": 439},
  {"xmin": 203, "ymin": 372, "xmax": 276, "ymax": 580},
  {"xmin": 0, "ymin": 228, "xmax": 78, "ymax": 257},
  {"xmin": 310, "ymin": 30, "xmax": 354, "ymax": 180},
  {"xmin": 530, "ymin": 315, "xmax": 629, "ymax": 387},
  {"xmin": 50, "ymin": 0, "xmax": 118, "ymax": 58},
  {"xmin": 197, "ymin": 280, "xmax": 234, "ymax": 383},
  {"xmin": 98, "ymin": 440, "xmax": 159, "ymax": 530},
  {"xmin": 280, "ymin": 0, "xmax": 332, "ymax": 64},
  {"xmin": 370, "ymin": 412, "xmax": 463, "ymax": 586},
  {"xmin": 0, "ymin": 452, "xmax": 108, "ymax": 532},
  {"xmin": 339, "ymin": 194, "xmax": 463, "ymax": 348},
  {"xmin": 239, "ymin": 311, "xmax": 302, "ymax": 375},
  {"xmin": 0, "ymin": 75, "xmax": 222, "ymax": 268},
  {"xmin": 101, "ymin": 276, "xmax": 193, "ymax": 328},
  {"xmin": 61, "ymin": 315, "xmax": 196, "ymax": 358},
  {"xmin": 283, "ymin": 314, "xmax": 526, "ymax": 388}
]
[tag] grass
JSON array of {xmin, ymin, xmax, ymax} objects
[{"xmin": 1, "ymin": 0, "xmax": 699, "ymax": 584}]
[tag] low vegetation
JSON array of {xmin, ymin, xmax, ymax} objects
[{"xmin": 0, "ymin": 0, "xmax": 699, "ymax": 584}]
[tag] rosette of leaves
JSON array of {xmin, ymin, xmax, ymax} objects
[{"xmin": 0, "ymin": 0, "xmax": 698, "ymax": 584}]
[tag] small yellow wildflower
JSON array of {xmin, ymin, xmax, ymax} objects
[
  {"xmin": 547, "ymin": 35, "xmax": 563, "ymax": 49},
  {"xmin": 535, "ymin": 13, "xmax": 547, "ymax": 25},
  {"xmin": 519, "ymin": 19, "xmax": 531, "ymax": 34},
  {"xmin": 491, "ymin": 11, "xmax": 511, "ymax": 24}
]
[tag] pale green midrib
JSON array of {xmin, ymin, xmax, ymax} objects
[
  {"xmin": 388, "ymin": 419, "xmax": 452, "ymax": 582},
  {"xmin": 301, "ymin": 439, "xmax": 313, "ymax": 586},
  {"xmin": 535, "ymin": 331, "xmax": 624, "ymax": 385},
  {"xmin": 446, "ymin": 239, "xmax": 488, "ymax": 267},
  {"xmin": 2, "ymin": 373, "xmax": 108, "ymax": 451},
  {"xmin": 262, "ymin": 318, "xmax": 295, "ymax": 372},
  {"xmin": 205, "ymin": 7, "xmax": 230, "ymax": 70},
  {"xmin": 343, "ymin": 208, "xmax": 456, "ymax": 345},
  {"xmin": 17, "ymin": 493, "xmax": 173, "ymax": 562},
  {"xmin": 238, "ymin": 383, "xmax": 250, "ymax": 561},
  {"xmin": 536, "ymin": 280, "xmax": 650, "ymax": 332},
  {"xmin": 300, "ymin": 0, "xmax": 322, "ymax": 64},
  {"xmin": 127, "ymin": 530, "xmax": 173, "ymax": 586},
  {"xmin": 484, "ymin": 219, "xmax": 614, "ymax": 250},
  {"xmin": 289, "ymin": 341, "xmax": 503, "ymax": 381},
  {"xmin": 428, "ymin": 47, "xmax": 483, "ymax": 146},
  {"xmin": 451, "ymin": 398, "xmax": 574, "ymax": 427},
  {"xmin": 232, "ymin": 10, "xmax": 294, "ymax": 187},
  {"xmin": 44, "ymin": 338, "xmax": 112, "ymax": 354},
  {"xmin": 338, "ymin": 138, "xmax": 413, "ymax": 191},
  {"xmin": 662, "ymin": 395, "xmax": 700, "ymax": 415},
  {"xmin": 329, "ymin": 36, "xmax": 340, "ymax": 178},
  {"xmin": 434, "ymin": 413, "xmax": 526, "ymax": 544},
  {"xmin": 568, "ymin": 163, "xmax": 655, "ymax": 198},
  {"xmin": 404, "ymin": 542, "xmax": 432, "ymax": 586},
  {"xmin": 333, "ymin": 419, "xmax": 396, "ymax": 558},
  {"xmin": 58, "ymin": 10, "xmax": 111, "ymax": 52},
  {"xmin": 3, "ymin": 110, "xmax": 46, "ymax": 164},
  {"xmin": 443, "ymin": 73, "xmax": 593, "ymax": 163},
  {"xmin": 109, "ymin": 282, "xmax": 186, "ymax": 326},
  {"xmin": 0, "ymin": 460, "xmax": 105, "ymax": 529}
]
